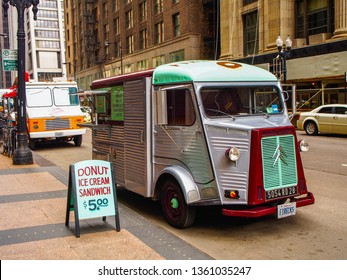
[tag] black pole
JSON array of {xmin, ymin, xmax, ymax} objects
[
  {"xmin": 3, "ymin": 0, "xmax": 39, "ymax": 165},
  {"xmin": 282, "ymin": 51, "xmax": 287, "ymax": 84}
]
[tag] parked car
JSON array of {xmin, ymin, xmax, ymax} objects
[
  {"xmin": 80, "ymin": 107, "xmax": 91, "ymax": 123},
  {"xmin": 297, "ymin": 104, "xmax": 347, "ymax": 135}
]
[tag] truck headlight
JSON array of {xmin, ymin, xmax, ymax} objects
[
  {"xmin": 299, "ymin": 139, "xmax": 309, "ymax": 152},
  {"xmin": 225, "ymin": 147, "xmax": 240, "ymax": 161}
]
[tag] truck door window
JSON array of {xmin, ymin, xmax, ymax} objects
[{"xmin": 165, "ymin": 89, "xmax": 195, "ymax": 126}]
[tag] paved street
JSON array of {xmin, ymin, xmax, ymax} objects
[
  {"xmin": 30, "ymin": 129, "xmax": 347, "ymax": 260},
  {"xmin": 1, "ymin": 129, "xmax": 346, "ymax": 260}
]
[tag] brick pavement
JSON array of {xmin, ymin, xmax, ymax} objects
[{"xmin": 0, "ymin": 152, "xmax": 212, "ymax": 260}]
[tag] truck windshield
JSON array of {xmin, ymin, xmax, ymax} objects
[
  {"xmin": 26, "ymin": 87, "xmax": 79, "ymax": 107},
  {"xmin": 200, "ymin": 86, "xmax": 283, "ymax": 118},
  {"xmin": 53, "ymin": 87, "xmax": 79, "ymax": 106},
  {"xmin": 26, "ymin": 87, "xmax": 53, "ymax": 107}
]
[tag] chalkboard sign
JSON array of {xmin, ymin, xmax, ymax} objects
[{"xmin": 65, "ymin": 160, "xmax": 120, "ymax": 237}]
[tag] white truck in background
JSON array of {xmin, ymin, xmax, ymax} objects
[{"xmin": 25, "ymin": 80, "xmax": 86, "ymax": 149}]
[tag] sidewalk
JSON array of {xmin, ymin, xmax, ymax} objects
[
  {"xmin": 0, "ymin": 152, "xmax": 212, "ymax": 260},
  {"xmin": 0, "ymin": 153, "xmax": 163, "ymax": 260}
]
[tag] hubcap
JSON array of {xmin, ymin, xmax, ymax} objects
[{"xmin": 170, "ymin": 197, "xmax": 179, "ymax": 209}]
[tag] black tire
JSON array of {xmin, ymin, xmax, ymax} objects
[
  {"xmin": 28, "ymin": 139, "xmax": 36, "ymax": 150},
  {"xmin": 160, "ymin": 178, "xmax": 196, "ymax": 229},
  {"xmin": 0, "ymin": 140, "xmax": 4, "ymax": 154},
  {"xmin": 74, "ymin": 135, "xmax": 82, "ymax": 146},
  {"xmin": 304, "ymin": 121, "xmax": 318, "ymax": 135}
]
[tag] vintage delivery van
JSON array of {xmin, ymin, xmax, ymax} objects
[{"xmin": 88, "ymin": 60, "xmax": 315, "ymax": 228}]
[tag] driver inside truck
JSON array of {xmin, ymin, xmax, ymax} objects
[{"xmin": 219, "ymin": 89, "xmax": 244, "ymax": 115}]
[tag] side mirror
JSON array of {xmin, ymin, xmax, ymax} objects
[{"xmin": 283, "ymin": 91, "xmax": 289, "ymax": 101}]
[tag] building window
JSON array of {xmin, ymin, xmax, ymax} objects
[
  {"xmin": 124, "ymin": 63, "xmax": 134, "ymax": 74},
  {"xmin": 127, "ymin": 35, "xmax": 134, "ymax": 54},
  {"xmin": 126, "ymin": 10, "xmax": 133, "ymax": 29},
  {"xmin": 114, "ymin": 17, "xmax": 120, "ymax": 35},
  {"xmin": 104, "ymin": 23, "xmax": 109, "ymax": 42},
  {"xmin": 139, "ymin": 1, "xmax": 147, "ymax": 22},
  {"xmin": 36, "ymin": 40, "xmax": 60, "ymax": 49},
  {"xmin": 243, "ymin": 10, "xmax": 259, "ymax": 56},
  {"xmin": 140, "ymin": 29, "xmax": 148, "ymax": 49},
  {"xmin": 114, "ymin": 0, "xmax": 120, "ymax": 11},
  {"xmin": 155, "ymin": 22, "xmax": 164, "ymax": 44},
  {"xmin": 113, "ymin": 66, "xmax": 122, "ymax": 76},
  {"xmin": 35, "ymin": 30, "xmax": 60, "ymax": 38},
  {"xmin": 243, "ymin": 0, "xmax": 257, "ymax": 5},
  {"xmin": 34, "ymin": 20, "xmax": 59, "ymax": 28},
  {"xmin": 170, "ymin": 49, "xmax": 184, "ymax": 62},
  {"xmin": 155, "ymin": 0, "xmax": 163, "ymax": 15},
  {"xmin": 115, "ymin": 41, "xmax": 122, "ymax": 58},
  {"xmin": 152, "ymin": 55, "xmax": 165, "ymax": 67},
  {"xmin": 137, "ymin": 60, "xmax": 148, "ymax": 71},
  {"xmin": 103, "ymin": 2, "xmax": 108, "ymax": 19},
  {"xmin": 173, "ymin": 13, "xmax": 180, "ymax": 37},
  {"xmin": 295, "ymin": 0, "xmax": 334, "ymax": 38}
]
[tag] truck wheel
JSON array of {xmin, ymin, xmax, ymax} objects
[
  {"xmin": 74, "ymin": 135, "xmax": 82, "ymax": 146},
  {"xmin": 160, "ymin": 178, "xmax": 196, "ymax": 229},
  {"xmin": 304, "ymin": 121, "xmax": 318, "ymax": 135},
  {"xmin": 28, "ymin": 139, "xmax": 36, "ymax": 150}
]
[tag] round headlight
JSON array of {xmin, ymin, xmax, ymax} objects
[
  {"xmin": 299, "ymin": 139, "xmax": 309, "ymax": 152},
  {"xmin": 225, "ymin": 147, "xmax": 240, "ymax": 161}
]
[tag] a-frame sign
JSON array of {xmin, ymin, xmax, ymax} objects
[{"xmin": 65, "ymin": 160, "xmax": 120, "ymax": 237}]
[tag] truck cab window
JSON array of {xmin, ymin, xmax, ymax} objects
[{"xmin": 165, "ymin": 89, "xmax": 195, "ymax": 126}]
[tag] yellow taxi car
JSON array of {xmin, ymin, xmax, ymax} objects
[
  {"xmin": 80, "ymin": 107, "xmax": 91, "ymax": 123},
  {"xmin": 297, "ymin": 104, "xmax": 347, "ymax": 135}
]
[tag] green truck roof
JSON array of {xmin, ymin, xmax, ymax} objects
[{"xmin": 153, "ymin": 60, "xmax": 278, "ymax": 85}]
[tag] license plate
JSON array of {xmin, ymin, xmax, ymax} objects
[
  {"xmin": 55, "ymin": 132, "xmax": 64, "ymax": 137},
  {"xmin": 277, "ymin": 202, "xmax": 296, "ymax": 219},
  {"xmin": 266, "ymin": 186, "xmax": 297, "ymax": 200}
]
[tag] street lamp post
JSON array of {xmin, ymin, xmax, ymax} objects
[
  {"xmin": 104, "ymin": 41, "xmax": 123, "ymax": 75},
  {"xmin": 63, "ymin": 61, "xmax": 77, "ymax": 82},
  {"xmin": 275, "ymin": 35, "xmax": 292, "ymax": 83},
  {"xmin": 3, "ymin": 0, "xmax": 39, "ymax": 165}
]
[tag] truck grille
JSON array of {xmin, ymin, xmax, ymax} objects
[
  {"xmin": 261, "ymin": 135, "xmax": 297, "ymax": 190},
  {"xmin": 45, "ymin": 119, "xmax": 70, "ymax": 130}
]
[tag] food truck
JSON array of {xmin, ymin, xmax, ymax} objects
[
  {"xmin": 88, "ymin": 60, "xmax": 315, "ymax": 228},
  {"xmin": 24, "ymin": 80, "xmax": 85, "ymax": 149}
]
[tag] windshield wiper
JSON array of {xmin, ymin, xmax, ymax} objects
[{"xmin": 206, "ymin": 108, "xmax": 236, "ymax": 120}]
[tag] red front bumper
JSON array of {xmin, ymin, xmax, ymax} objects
[{"xmin": 222, "ymin": 192, "xmax": 315, "ymax": 218}]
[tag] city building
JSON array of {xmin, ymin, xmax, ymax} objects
[
  {"xmin": 1, "ymin": 0, "xmax": 67, "ymax": 84},
  {"xmin": 26, "ymin": 0, "xmax": 67, "ymax": 81},
  {"xmin": 220, "ymin": 0, "xmax": 347, "ymax": 112},
  {"xmin": 1, "ymin": 6, "xmax": 15, "ymax": 89},
  {"xmin": 64, "ymin": 0, "xmax": 219, "ymax": 90}
]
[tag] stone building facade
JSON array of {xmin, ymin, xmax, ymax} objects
[
  {"xmin": 64, "ymin": 0, "xmax": 218, "ymax": 90},
  {"xmin": 220, "ymin": 0, "xmax": 347, "ymax": 110}
]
